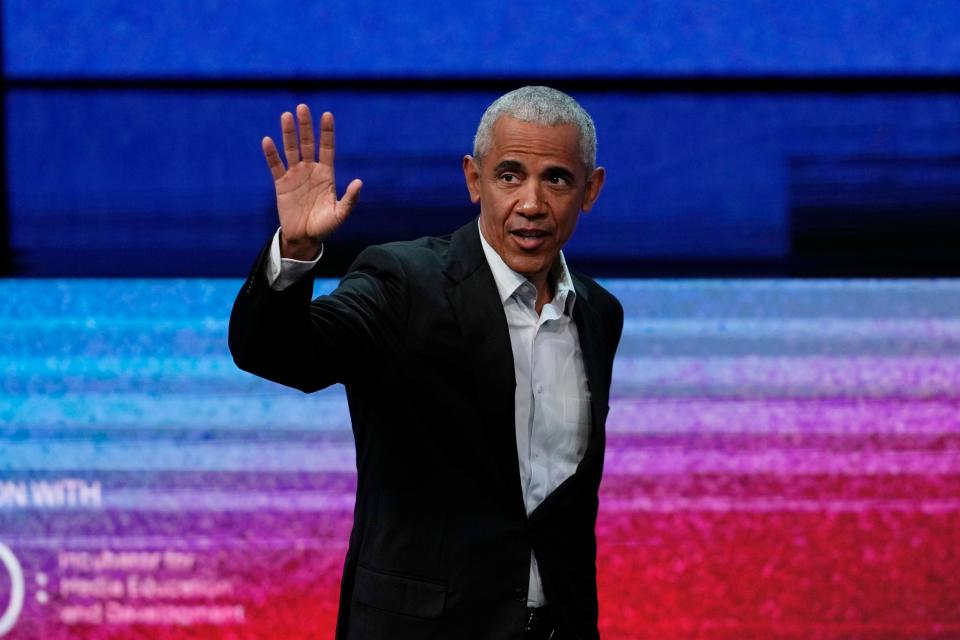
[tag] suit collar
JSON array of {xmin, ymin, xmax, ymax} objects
[{"xmin": 475, "ymin": 219, "xmax": 577, "ymax": 315}]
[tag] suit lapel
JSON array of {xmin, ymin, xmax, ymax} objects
[
  {"xmin": 571, "ymin": 278, "xmax": 610, "ymax": 486},
  {"xmin": 570, "ymin": 276, "xmax": 610, "ymax": 440},
  {"xmin": 444, "ymin": 221, "xmax": 526, "ymax": 518}
]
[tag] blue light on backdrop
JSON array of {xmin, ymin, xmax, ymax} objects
[
  {"xmin": 7, "ymin": 91, "xmax": 960, "ymax": 275},
  {"xmin": 6, "ymin": 0, "xmax": 960, "ymax": 78},
  {"xmin": 4, "ymin": 1, "xmax": 960, "ymax": 276}
]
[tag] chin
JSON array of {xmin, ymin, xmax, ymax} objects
[{"xmin": 506, "ymin": 255, "xmax": 549, "ymax": 278}]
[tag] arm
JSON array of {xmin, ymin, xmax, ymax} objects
[
  {"xmin": 229, "ymin": 105, "xmax": 402, "ymax": 392},
  {"xmin": 229, "ymin": 242, "xmax": 407, "ymax": 393}
]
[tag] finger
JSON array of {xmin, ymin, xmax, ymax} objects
[
  {"xmin": 280, "ymin": 111, "xmax": 300, "ymax": 166},
  {"xmin": 296, "ymin": 104, "xmax": 315, "ymax": 162},
  {"xmin": 337, "ymin": 178, "xmax": 363, "ymax": 220},
  {"xmin": 318, "ymin": 112, "xmax": 335, "ymax": 170},
  {"xmin": 261, "ymin": 136, "xmax": 285, "ymax": 182}
]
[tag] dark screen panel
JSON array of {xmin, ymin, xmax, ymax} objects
[{"xmin": 7, "ymin": 90, "xmax": 960, "ymax": 276}]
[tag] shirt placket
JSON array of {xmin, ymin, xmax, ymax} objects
[
  {"xmin": 520, "ymin": 287, "xmax": 541, "ymax": 515},
  {"xmin": 526, "ymin": 297, "xmax": 564, "ymax": 515},
  {"xmin": 521, "ymin": 287, "xmax": 549, "ymax": 607}
]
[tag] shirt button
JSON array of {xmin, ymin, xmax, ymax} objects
[
  {"xmin": 535, "ymin": 385, "xmax": 543, "ymax": 394},
  {"xmin": 514, "ymin": 587, "xmax": 527, "ymax": 602}
]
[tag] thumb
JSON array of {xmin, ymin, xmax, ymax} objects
[{"xmin": 338, "ymin": 178, "xmax": 363, "ymax": 219}]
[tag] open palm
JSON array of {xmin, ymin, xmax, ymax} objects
[{"xmin": 262, "ymin": 105, "xmax": 362, "ymax": 259}]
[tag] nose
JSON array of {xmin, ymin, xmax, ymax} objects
[{"xmin": 516, "ymin": 180, "xmax": 545, "ymax": 217}]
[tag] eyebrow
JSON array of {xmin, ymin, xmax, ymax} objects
[
  {"xmin": 493, "ymin": 160, "xmax": 526, "ymax": 174},
  {"xmin": 543, "ymin": 166, "xmax": 576, "ymax": 183},
  {"xmin": 492, "ymin": 160, "xmax": 576, "ymax": 183}
]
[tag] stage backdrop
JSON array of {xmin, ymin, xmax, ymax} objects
[
  {"xmin": 1, "ymin": 278, "xmax": 958, "ymax": 639},
  {"xmin": 5, "ymin": 1, "xmax": 960, "ymax": 277},
  {"xmin": 3, "ymin": 2, "xmax": 959, "ymax": 638}
]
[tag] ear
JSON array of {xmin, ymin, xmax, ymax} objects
[
  {"xmin": 581, "ymin": 166, "xmax": 605, "ymax": 212},
  {"xmin": 463, "ymin": 155, "xmax": 481, "ymax": 204}
]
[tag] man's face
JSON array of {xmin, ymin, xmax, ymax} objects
[{"xmin": 463, "ymin": 116, "xmax": 604, "ymax": 285}]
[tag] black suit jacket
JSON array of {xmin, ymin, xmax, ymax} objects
[{"xmin": 229, "ymin": 219, "xmax": 623, "ymax": 640}]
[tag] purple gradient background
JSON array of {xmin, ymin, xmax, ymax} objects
[{"xmin": 0, "ymin": 279, "xmax": 958, "ymax": 638}]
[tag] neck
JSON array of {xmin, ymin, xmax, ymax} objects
[{"xmin": 530, "ymin": 266, "xmax": 558, "ymax": 315}]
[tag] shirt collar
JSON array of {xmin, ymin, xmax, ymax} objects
[{"xmin": 477, "ymin": 219, "xmax": 577, "ymax": 314}]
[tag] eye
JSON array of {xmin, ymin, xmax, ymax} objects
[{"xmin": 499, "ymin": 173, "xmax": 519, "ymax": 183}]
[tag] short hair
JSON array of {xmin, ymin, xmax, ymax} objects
[{"xmin": 472, "ymin": 86, "xmax": 597, "ymax": 173}]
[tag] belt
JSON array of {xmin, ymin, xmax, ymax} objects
[{"xmin": 524, "ymin": 606, "xmax": 555, "ymax": 639}]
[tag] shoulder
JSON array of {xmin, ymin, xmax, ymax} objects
[
  {"xmin": 572, "ymin": 270, "xmax": 622, "ymax": 319},
  {"xmin": 348, "ymin": 233, "xmax": 455, "ymax": 282},
  {"xmin": 336, "ymin": 233, "xmax": 462, "ymax": 337},
  {"xmin": 334, "ymin": 234, "xmax": 457, "ymax": 316}
]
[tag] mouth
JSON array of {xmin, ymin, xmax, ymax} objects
[{"xmin": 509, "ymin": 228, "xmax": 550, "ymax": 251}]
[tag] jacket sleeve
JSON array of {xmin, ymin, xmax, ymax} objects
[{"xmin": 228, "ymin": 240, "xmax": 408, "ymax": 393}]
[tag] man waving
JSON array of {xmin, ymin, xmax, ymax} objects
[{"xmin": 230, "ymin": 86, "xmax": 623, "ymax": 640}]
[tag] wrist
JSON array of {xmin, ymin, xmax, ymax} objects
[{"xmin": 279, "ymin": 234, "xmax": 322, "ymax": 261}]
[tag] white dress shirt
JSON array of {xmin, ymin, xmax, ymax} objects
[
  {"xmin": 476, "ymin": 225, "xmax": 591, "ymax": 607},
  {"xmin": 266, "ymin": 225, "xmax": 592, "ymax": 606}
]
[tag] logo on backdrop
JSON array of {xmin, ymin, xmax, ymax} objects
[{"xmin": 0, "ymin": 541, "xmax": 24, "ymax": 637}]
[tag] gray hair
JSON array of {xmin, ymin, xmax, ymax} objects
[{"xmin": 472, "ymin": 86, "xmax": 597, "ymax": 173}]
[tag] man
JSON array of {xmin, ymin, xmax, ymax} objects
[{"xmin": 229, "ymin": 86, "xmax": 623, "ymax": 640}]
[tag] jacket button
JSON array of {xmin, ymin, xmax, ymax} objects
[{"xmin": 514, "ymin": 587, "xmax": 526, "ymax": 602}]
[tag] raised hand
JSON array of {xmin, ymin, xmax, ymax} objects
[{"xmin": 262, "ymin": 105, "xmax": 363, "ymax": 260}]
